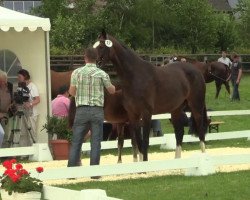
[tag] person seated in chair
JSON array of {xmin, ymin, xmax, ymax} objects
[{"xmin": 52, "ymin": 85, "xmax": 70, "ymax": 118}]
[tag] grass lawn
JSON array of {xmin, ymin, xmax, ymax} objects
[{"xmin": 59, "ymin": 170, "xmax": 250, "ymax": 200}]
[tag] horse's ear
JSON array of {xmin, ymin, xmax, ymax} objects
[{"xmin": 100, "ymin": 29, "xmax": 107, "ymax": 39}]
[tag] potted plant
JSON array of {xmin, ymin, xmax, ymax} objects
[
  {"xmin": 42, "ymin": 116, "xmax": 72, "ymax": 160},
  {"xmin": 0, "ymin": 159, "xmax": 43, "ymax": 200}
]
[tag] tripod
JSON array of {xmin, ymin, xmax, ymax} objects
[{"xmin": 8, "ymin": 105, "xmax": 36, "ymax": 147}]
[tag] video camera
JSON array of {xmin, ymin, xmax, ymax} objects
[{"xmin": 13, "ymin": 82, "xmax": 30, "ymax": 105}]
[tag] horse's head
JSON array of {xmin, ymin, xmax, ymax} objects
[{"xmin": 93, "ymin": 30, "xmax": 114, "ymax": 67}]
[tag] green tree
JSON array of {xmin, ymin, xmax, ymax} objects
[
  {"xmin": 236, "ymin": 0, "xmax": 250, "ymax": 47},
  {"xmin": 214, "ymin": 13, "xmax": 239, "ymax": 52},
  {"xmin": 32, "ymin": 0, "xmax": 70, "ymax": 24},
  {"xmin": 165, "ymin": 0, "xmax": 218, "ymax": 53},
  {"xmin": 50, "ymin": 0, "xmax": 100, "ymax": 54}
]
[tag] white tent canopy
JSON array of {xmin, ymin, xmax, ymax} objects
[
  {"xmin": 0, "ymin": 6, "xmax": 51, "ymax": 143},
  {"xmin": 0, "ymin": 6, "xmax": 50, "ymax": 32}
]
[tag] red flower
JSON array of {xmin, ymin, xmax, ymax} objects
[
  {"xmin": 9, "ymin": 174, "xmax": 21, "ymax": 183},
  {"xmin": 36, "ymin": 167, "xmax": 44, "ymax": 173},
  {"xmin": 10, "ymin": 159, "xmax": 17, "ymax": 164},
  {"xmin": 4, "ymin": 169, "xmax": 16, "ymax": 176},
  {"xmin": 15, "ymin": 163, "xmax": 23, "ymax": 170},
  {"xmin": 3, "ymin": 160, "xmax": 13, "ymax": 169},
  {"xmin": 19, "ymin": 169, "xmax": 29, "ymax": 176}
]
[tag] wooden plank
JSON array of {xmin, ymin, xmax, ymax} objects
[{"xmin": 209, "ymin": 121, "xmax": 224, "ymax": 125}]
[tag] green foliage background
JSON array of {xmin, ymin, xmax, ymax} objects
[{"xmin": 32, "ymin": 0, "xmax": 250, "ymax": 55}]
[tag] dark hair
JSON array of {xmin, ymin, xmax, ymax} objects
[
  {"xmin": 58, "ymin": 85, "xmax": 69, "ymax": 95},
  {"xmin": 84, "ymin": 47, "xmax": 97, "ymax": 62},
  {"xmin": 18, "ymin": 69, "xmax": 30, "ymax": 80},
  {"xmin": 232, "ymin": 53, "xmax": 239, "ymax": 59}
]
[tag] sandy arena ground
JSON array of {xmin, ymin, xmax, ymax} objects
[{"xmin": 1, "ymin": 147, "xmax": 250, "ymax": 185}]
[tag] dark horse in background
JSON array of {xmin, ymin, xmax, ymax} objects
[
  {"xmin": 94, "ymin": 31, "xmax": 208, "ymax": 160},
  {"xmin": 176, "ymin": 56, "xmax": 231, "ymax": 99}
]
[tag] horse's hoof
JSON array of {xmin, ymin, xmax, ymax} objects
[{"xmin": 138, "ymin": 172, "xmax": 146, "ymax": 175}]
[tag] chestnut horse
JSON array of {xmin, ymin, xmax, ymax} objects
[
  {"xmin": 68, "ymin": 91, "xmax": 139, "ymax": 163},
  {"xmin": 176, "ymin": 56, "xmax": 231, "ymax": 98},
  {"xmin": 94, "ymin": 31, "xmax": 208, "ymax": 160},
  {"xmin": 50, "ymin": 70, "xmax": 72, "ymax": 99}
]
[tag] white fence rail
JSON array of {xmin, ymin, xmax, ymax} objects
[
  {"xmin": 151, "ymin": 109, "xmax": 250, "ymax": 119},
  {"xmin": 43, "ymin": 186, "xmax": 121, "ymax": 200},
  {"xmin": 24, "ymin": 153, "xmax": 250, "ymax": 181}
]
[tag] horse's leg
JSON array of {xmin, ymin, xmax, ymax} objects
[
  {"xmin": 224, "ymin": 81, "xmax": 230, "ymax": 96},
  {"xmin": 117, "ymin": 123, "xmax": 125, "ymax": 163},
  {"xmin": 141, "ymin": 112, "xmax": 152, "ymax": 161},
  {"xmin": 171, "ymin": 110, "xmax": 185, "ymax": 159},
  {"xmin": 188, "ymin": 104, "xmax": 207, "ymax": 153},
  {"xmin": 215, "ymin": 81, "xmax": 222, "ymax": 99},
  {"xmin": 128, "ymin": 124, "xmax": 139, "ymax": 162}
]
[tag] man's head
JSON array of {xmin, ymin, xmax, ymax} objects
[
  {"xmin": 221, "ymin": 51, "xmax": 227, "ymax": 58},
  {"xmin": 58, "ymin": 85, "xmax": 69, "ymax": 96},
  {"xmin": 232, "ymin": 53, "xmax": 240, "ymax": 61},
  {"xmin": 0, "ymin": 70, "xmax": 7, "ymax": 86},
  {"xmin": 84, "ymin": 48, "xmax": 97, "ymax": 63}
]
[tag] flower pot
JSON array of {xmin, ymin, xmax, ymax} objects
[
  {"xmin": 0, "ymin": 190, "xmax": 41, "ymax": 200},
  {"xmin": 50, "ymin": 139, "xmax": 70, "ymax": 160}
]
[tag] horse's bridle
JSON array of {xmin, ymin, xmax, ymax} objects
[{"xmin": 208, "ymin": 64, "xmax": 231, "ymax": 82}]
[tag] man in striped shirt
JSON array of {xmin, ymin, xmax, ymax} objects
[{"xmin": 67, "ymin": 48, "xmax": 115, "ymax": 169}]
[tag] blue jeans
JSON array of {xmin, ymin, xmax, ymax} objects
[
  {"xmin": 151, "ymin": 120, "xmax": 163, "ymax": 136},
  {"xmin": 231, "ymin": 79, "xmax": 240, "ymax": 100},
  {"xmin": 67, "ymin": 106, "xmax": 104, "ymax": 167}
]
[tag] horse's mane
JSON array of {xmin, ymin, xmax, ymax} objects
[{"xmin": 107, "ymin": 34, "xmax": 146, "ymax": 63}]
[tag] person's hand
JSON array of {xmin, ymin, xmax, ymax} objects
[
  {"xmin": 24, "ymin": 102, "xmax": 32, "ymax": 109},
  {"xmin": 236, "ymin": 79, "xmax": 240, "ymax": 84},
  {"xmin": 0, "ymin": 112, "xmax": 7, "ymax": 119}
]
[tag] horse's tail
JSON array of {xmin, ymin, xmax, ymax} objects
[
  {"xmin": 189, "ymin": 105, "xmax": 209, "ymax": 137},
  {"xmin": 68, "ymin": 96, "xmax": 76, "ymax": 129}
]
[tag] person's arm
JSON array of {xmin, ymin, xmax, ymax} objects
[
  {"xmin": 102, "ymin": 72, "xmax": 116, "ymax": 94},
  {"xmin": 226, "ymin": 74, "xmax": 231, "ymax": 82},
  {"xmin": 31, "ymin": 96, "xmax": 40, "ymax": 107},
  {"xmin": 236, "ymin": 69, "xmax": 242, "ymax": 84},
  {"xmin": 69, "ymin": 85, "xmax": 76, "ymax": 97},
  {"xmin": 106, "ymin": 84, "xmax": 116, "ymax": 94}
]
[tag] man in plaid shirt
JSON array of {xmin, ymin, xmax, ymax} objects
[{"xmin": 67, "ymin": 48, "xmax": 115, "ymax": 171}]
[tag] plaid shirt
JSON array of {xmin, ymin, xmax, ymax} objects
[{"xmin": 71, "ymin": 63, "xmax": 112, "ymax": 107}]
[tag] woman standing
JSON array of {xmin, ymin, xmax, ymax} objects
[{"xmin": 17, "ymin": 69, "xmax": 40, "ymax": 147}]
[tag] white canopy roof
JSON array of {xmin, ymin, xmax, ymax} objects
[{"xmin": 0, "ymin": 6, "xmax": 50, "ymax": 32}]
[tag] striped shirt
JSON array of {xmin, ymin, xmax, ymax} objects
[{"xmin": 71, "ymin": 63, "xmax": 112, "ymax": 107}]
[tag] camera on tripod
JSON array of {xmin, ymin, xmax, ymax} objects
[
  {"xmin": 14, "ymin": 82, "xmax": 30, "ymax": 104},
  {"xmin": 8, "ymin": 82, "xmax": 31, "ymax": 117}
]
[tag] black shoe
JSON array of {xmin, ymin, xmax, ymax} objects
[{"xmin": 91, "ymin": 176, "xmax": 101, "ymax": 180}]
